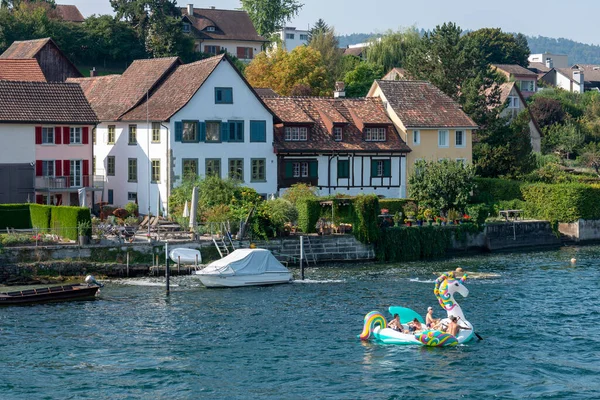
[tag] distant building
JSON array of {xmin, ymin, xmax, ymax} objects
[
  {"xmin": 381, "ymin": 67, "xmax": 412, "ymax": 81},
  {"xmin": 276, "ymin": 27, "xmax": 310, "ymax": 51},
  {"xmin": 180, "ymin": 4, "xmax": 268, "ymax": 62},
  {"xmin": 55, "ymin": 4, "xmax": 85, "ymax": 23},
  {"xmin": 528, "ymin": 53, "xmax": 568, "ymax": 69},
  {"xmin": 492, "ymin": 64, "xmax": 538, "ymax": 98},
  {"xmin": 543, "ymin": 64, "xmax": 600, "ymax": 93}
]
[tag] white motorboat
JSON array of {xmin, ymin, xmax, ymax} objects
[
  {"xmin": 192, "ymin": 248, "xmax": 293, "ymax": 288},
  {"xmin": 169, "ymin": 248, "xmax": 202, "ymax": 265}
]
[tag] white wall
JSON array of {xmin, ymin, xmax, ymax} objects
[
  {"xmin": 170, "ymin": 58, "xmax": 277, "ymax": 197},
  {"xmin": 0, "ymin": 124, "xmax": 35, "ymax": 164},
  {"xmin": 196, "ymin": 40, "xmax": 264, "ymax": 61},
  {"xmin": 556, "ymin": 71, "xmax": 575, "ymax": 92},
  {"xmin": 278, "ymin": 28, "xmax": 309, "ymax": 52},
  {"xmin": 528, "ymin": 53, "xmax": 568, "ymax": 68}
]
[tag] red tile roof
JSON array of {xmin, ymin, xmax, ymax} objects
[
  {"xmin": 56, "ymin": 4, "xmax": 85, "ymax": 22},
  {"xmin": 254, "ymin": 87, "xmax": 279, "ymax": 97},
  {"xmin": 0, "ymin": 59, "xmax": 46, "ymax": 82},
  {"xmin": 0, "ymin": 80, "xmax": 97, "ymax": 124},
  {"xmin": 262, "ymin": 96, "xmax": 410, "ymax": 154},
  {"xmin": 492, "ymin": 64, "xmax": 538, "ymax": 78},
  {"xmin": 182, "ymin": 7, "xmax": 267, "ymax": 42},
  {"xmin": 373, "ymin": 80, "xmax": 477, "ymax": 129},
  {"xmin": 0, "ymin": 38, "xmax": 51, "ymax": 59},
  {"xmin": 344, "ymin": 46, "xmax": 366, "ymax": 57}
]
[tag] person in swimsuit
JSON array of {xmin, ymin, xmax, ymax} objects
[
  {"xmin": 425, "ymin": 306, "xmax": 439, "ymax": 329},
  {"xmin": 408, "ymin": 318, "xmax": 423, "ymax": 333},
  {"xmin": 388, "ymin": 314, "xmax": 402, "ymax": 332}
]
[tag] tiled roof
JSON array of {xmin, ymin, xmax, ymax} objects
[
  {"xmin": 570, "ymin": 64, "xmax": 600, "ymax": 83},
  {"xmin": 68, "ymin": 57, "xmax": 181, "ymax": 121},
  {"xmin": 0, "ymin": 59, "xmax": 46, "ymax": 81},
  {"xmin": 382, "ymin": 67, "xmax": 412, "ymax": 80},
  {"xmin": 121, "ymin": 55, "xmax": 223, "ymax": 121},
  {"xmin": 528, "ymin": 62, "xmax": 551, "ymax": 79},
  {"xmin": 56, "ymin": 4, "xmax": 85, "ymax": 22},
  {"xmin": 254, "ymin": 87, "xmax": 279, "ymax": 97},
  {"xmin": 263, "ymin": 96, "xmax": 410, "ymax": 153},
  {"xmin": 0, "ymin": 38, "xmax": 51, "ymax": 59},
  {"xmin": 374, "ymin": 80, "xmax": 477, "ymax": 129},
  {"xmin": 343, "ymin": 46, "xmax": 365, "ymax": 57},
  {"xmin": 182, "ymin": 7, "xmax": 266, "ymax": 42},
  {"xmin": 0, "ymin": 80, "xmax": 97, "ymax": 124},
  {"xmin": 492, "ymin": 64, "xmax": 538, "ymax": 78}
]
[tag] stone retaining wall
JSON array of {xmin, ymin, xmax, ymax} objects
[
  {"xmin": 484, "ymin": 221, "xmax": 561, "ymax": 251},
  {"xmin": 559, "ymin": 219, "xmax": 600, "ymax": 242}
]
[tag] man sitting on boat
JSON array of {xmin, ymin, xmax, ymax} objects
[
  {"xmin": 388, "ymin": 314, "xmax": 402, "ymax": 332},
  {"xmin": 425, "ymin": 306, "xmax": 440, "ymax": 329},
  {"xmin": 445, "ymin": 316, "xmax": 471, "ymax": 336},
  {"xmin": 408, "ymin": 318, "xmax": 423, "ymax": 333}
]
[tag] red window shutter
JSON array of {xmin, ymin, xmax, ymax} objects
[
  {"xmin": 63, "ymin": 126, "xmax": 70, "ymax": 144},
  {"xmin": 82, "ymin": 127, "xmax": 89, "ymax": 144},
  {"xmin": 83, "ymin": 160, "xmax": 89, "ymax": 175},
  {"xmin": 215, "ymin": 46, "xmax": 220, "ymax": 54},
  {"xmin": 249, "ymin": 48, "xmax": 253, "ymax": 59},
  {"xmin": 236, "ymin": 47, "xmax": 244, "ymax": 58},
  {"xmin": 36, "ymin": 194, "xmax": 43, "ymax": 204},
  {"xmin": 55, "ymin": 126, "xmax": 62, "ymax": 144},
  {"xmin": 63, "ymin": 160, "xmax": 70, "ymax": 177},
  {"xmin": 55, "ymin": 160, "xmax": 62, "ymax": 176},
  {"xmin": 35, "ymin": 126, "xmax": 42, "ymax": 144},
  {"xmin": 36, "ymin": 160, "xmax": 42, "ymax": 176}
]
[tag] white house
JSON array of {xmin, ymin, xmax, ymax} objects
[
  {"xmin": 276, "ymin": 27, "xmax": 309, "ymax": 51},
  {"xmin": 495, "ymin": 82, "xmax": 542, "ymax": 152},
  {"xmin": 69, "ymin": 54, "xmax": 278, "ymax": 216},
  {"xmin": 528, "ymin": 53, "xmax": 568, "ymax": 69}
]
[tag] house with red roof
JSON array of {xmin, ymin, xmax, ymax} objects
[{"xmin": 492, "ymin": 64, "xmax": 538, "ymax": 98}]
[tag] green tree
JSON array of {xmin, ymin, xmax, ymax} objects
[
  {"xmin": 343, "ymin": 62, "xmax": 382, "ymax": 97},
  {"xmin": 365, "ymin": 28, "xmax": 420, "ymax": 73},
  {"xmin": 580, "ymin": 142, "xmax": 600, "ymax": 176},
  {"xmin": 409, "ymin": 160, "xmax": 475, "ymax": 214},
  {"xmin": 463, "ymin": 28, "xmax": 530, "ymax": 67},
  {"xmin": 281, "ymin": 183, "xmax": 318, "ymax": 206},
  {"xmin": 308, "ymin": 27, "xmax": 341, "ymax": 86},
  {"xmin": 542, "ymin": 121, "xmax": 585, "ymax": 159},
  {"xmin": 240, "ymin": 0, "xmax": 302, "ymax": 38},
  {"xmin": 308, "ymin": 18, "xmax": 328, "ymax": 43}
]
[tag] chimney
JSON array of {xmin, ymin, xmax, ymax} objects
[
  {"xmin": 573, "ymin": 70, "xmax": 585, "ymax": 93},
  {"xmin": 187, "ymin": 3, "xmax": 193, "ymax": 15},
  {"xmin": 90, "ymin": 67, "xmax": 97, "ymax": 77},
  {"xmin": 545, "ymin": 58, "xmax": 553, "ymax": 69},
  {"xmin": 334, "ymin": 81, "xmax": 345, "ymax": 98}
]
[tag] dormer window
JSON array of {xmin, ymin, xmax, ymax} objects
[
  {"xmin": 365, "ymin": 127, "xmax": 386, "ymax": 142},
  {"xmin": 206, "ymin": 26, "xmax": 216, "ymax": 32},
  {"xmin": 182, "ymin": 23, "xmax": 191, "ymax": 33},
  {"xmin": 334, "ymin": 126, "xmax": 343, "ymax": 142},
  {"xmin": 285, "ymin": 126, "xmax": 308, "ymax": 141}
]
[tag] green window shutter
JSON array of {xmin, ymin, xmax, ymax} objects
[
  {"xmin": 309, "ymin": 161, "xmax": 318, "ymax": 178},
  {"xmin": 220, "ymin": 122, "xmax": 228, "ymax": 142},
  {"xmin": 174, "ymin": 121, "xmax": 182, "ymax": 142},
  {"xmin": 285, "ymin": 162, "xmax": 293, "ymax": 178},
  {"xmin": 383, "ymin": 160, "xmax": 391, "ymax": 177},
  {"xmin": 250, "ymin": 120, "xmax": 266, "ymax": 142},
  {"xmin": 225, "ymin": 88, "xmax": 233, "ymax": 103},
  {"xmin": 371, "ymin": 160, "xmax": 378, "ymax": 177},
  {"xmin": 193, "ymin": 122, "xmax": 200, "ymax": 143},
  {"xmin": 214, "ymin": 88, "xmax": 220, "ymax": 103},
  {"xmin": 237, "ymin": 121, "xmax": 244, "ymax": 141},
  {"xmin": 338, "ymin": 160, "xmax": 349, "ymax": 178},
  {"xmin": 199, "ymin": 122, "xmax": 206, "ymax": 142}
]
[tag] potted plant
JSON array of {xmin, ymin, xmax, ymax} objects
[
  {"xmin": 393, "ymin": 211, "xmax": 403, "ymax": 227},
  {"xmin": 447, "ymin": 209, "xmax": 460, "ymax": 225},
  {"xmin": 424, "ymin": 209, "xmax": 433, "ymax": 225},
  {"xmin": 78, "ymin": 220, "xmax": 92, "ymax": 246}
]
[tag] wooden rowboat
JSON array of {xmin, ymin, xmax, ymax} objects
[{"xmin": 0, "ymin": 276, "xmax": 102, "ymax": 306}]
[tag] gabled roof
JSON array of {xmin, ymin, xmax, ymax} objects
[
  {"xmin": 569, "ymin": 64, "xmax": 600, "ymax": 83},
  {"xmin": 182, "ymin": 7, "xmax": 267, "ymax": 42},
  {"xmin": 382, "ymin": 67, "xmax": 412, "ymax": 81},
  {"xmin": 254, "ymin": 87, "xmax": 279, "ymax": 97},
  {"xmin": 372, "ymin": 80, "xmax": 477, "ymax": 129},
  {"xmin": 0, "ymin": 38, "xmax": 52, "ymax": 59},
  {"xmin": 492, "ymin": 64, "xmax": 538, "ymax": 78},
  {"xmin": 0, "ymin": 80, "xmax": 97, "ymax": 124},
  {"xmin": 343, "ymin": 46, "xmax": 366, "ymax": 57},
  {"xmin": 263, "ymin": 96, "xmax": 410, "ymax": 153},
  {"xmin": 0, "ymin": 59, "xmax": 46, "ymax": 82},
  {"xmin": 56, "ymin": 4, "xmax": 85, "ymax": 22},
  {"xmin": 68, "ymin": 57, "xmax": 181, "ymax": 121}
]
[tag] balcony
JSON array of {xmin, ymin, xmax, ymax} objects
[{"xmin": 35, "ymin": 175, "xmax": 105, "ymax": 191}]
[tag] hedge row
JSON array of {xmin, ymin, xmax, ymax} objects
[
  {"xmin": 0, "ymin": 204, "xmax": 91, "ymax": 240},
  {"xmin": 0, "ymin": 204, "xmax": 32, "ymax": 229},
  {"xmin": 378, "ymin": 199, "xmax": 418, "ymax": 215},
  {"xmin": 377, "ymin": 226, "xmax": 451, "ymax": 262},
  {"xmin": 521, "ymin": 183, "xmax": 600, "ymax": 222},
  {"xmin": 472, "ymin": 178, "xmax": 524, "ymax": 203},
  {"xmin": 50, "ymin": 206, "xmax": 92, "ymax": 240},
  {"xmin": 30, "ymin": 204, "xmax": 52, "ymax": 229}
]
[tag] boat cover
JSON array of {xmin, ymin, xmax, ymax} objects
[
  {"xmin": 169, "ymin": 248, "xmax": 202, "ymax": 264},
  {"xmin": 199, "ymin": 249, "xmax": 289, "ymax": 276}
]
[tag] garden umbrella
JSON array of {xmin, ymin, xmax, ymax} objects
[{"xmin": 189, "ymin": 187, "xmax": 198, "ymax": 231}]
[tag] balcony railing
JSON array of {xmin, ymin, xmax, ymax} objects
[{"xmin": 35, "ymin": 175, "xmax": 105, "ymax": 190}]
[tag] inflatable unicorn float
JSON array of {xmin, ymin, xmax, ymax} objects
[{"xmin": 359, "ymin": 270, "xmax": 475, "ymax": 347}]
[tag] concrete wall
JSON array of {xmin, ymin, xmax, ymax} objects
[
  {"xmin": 485, "ymin": 221, "xmax": 561, "ymax": 251},
  {"xmin": 559, "ymin": 219, "xmax": 600, "ymax": 242}
]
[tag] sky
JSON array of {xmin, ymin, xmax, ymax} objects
[{"xmin": 71, "ymin": 0, "xmax": 599, "ymax": 45}]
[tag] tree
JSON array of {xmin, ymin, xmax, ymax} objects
[
  {"xmin": 528, "ymin": 97, "xmax": 566, "ymax": 129},
  {"xmin": 282, "ymin": 183, "xmax": 318, "ymax": 206},
  {"xmin": 308, "ymin": 18, "xmax": 328, "ymax": 43},
  {"xmin": 343, "ymin": 62, "xmax": 383, "ymax": 97},
  {"xmin": 542, "ymin": 122, "xmax": 585, "ymax": 159},
  {"xmin": 409, "ymin": 160, "xmax": 475, "ymax": 214},
  {"xmin": 580, "ymin": 142, "xmax": 600, "ymax": 176},
  {"xmin": 365, "ymin": 28, "xmax": 420, "ymax": 73},
  {"xmin": 308, "ymin": 28, "xmax": 341, "ymax": 86},
  {"xmin": 463, "ymin": 28, "xmax": 530, "ymax": 67},
  {"xmin": 240, "ymin": 0, "xmax": 302, "ymax": 38}
]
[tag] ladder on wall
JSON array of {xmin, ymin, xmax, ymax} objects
[
  {"xmin": 211, "ymin": 221, "xmax": 236, "ymax": 258},
  {"xmin": 303, "ymin": 236, "xmax": 318, "ymax": 265}
]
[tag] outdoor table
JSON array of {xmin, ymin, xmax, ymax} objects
[{"xmin": 499, "ymin": 209, "xmax": 524, "ymax": 222}]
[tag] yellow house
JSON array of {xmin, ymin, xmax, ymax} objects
[{"xmin": 367, "ymin": 80, "xmax": 478, "ymax": 178}]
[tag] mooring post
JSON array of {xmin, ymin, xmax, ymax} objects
[
  {"xmin": 178, "ymin": 255, "xmax": 181, "ymax": 275},
  {"xmin": 195, "ymin": 253, "xmax": 198, "ymax": 274},
  {"xmin": 126, "ymin": 251, "xmax": 130, "ymax": 277},
  {"xmin": 300, "ymin": 235, "xmax": 305, "ymax": 280},
  {"xmin": 165, "ymin": 242, "xmax": 170, "ymax": 295}
]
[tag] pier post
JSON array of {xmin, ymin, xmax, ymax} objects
[
  {"xmin": 300, "ymin": 236, "xmax": 304, "ymax": 280},
  {"xmin": 165, "ymin": 242, "xmax": 170, "ymax": 295}
]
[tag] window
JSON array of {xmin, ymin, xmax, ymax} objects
[
  {"xmin": 205, "ymin": 158, "xmax": 221, "ymax": 177},
  {"xmin": 128, "ymin": 125, "xmax": 137, "ymax": 145},
  {"xmin": 250, "ymin": 120, "xmax": 266, "ymax": 142},
  {"xmin": 455, "ymin": 130, "xmax": 465, "ymax": 148},
  {"xmin": 151, "ymin": 159, "xmax": 160, "ymax": 183},
  {"xmin": 42, "ymin": 127, "xmax": 54, "ymax": 144},
  {"xmin": 456, "ymin": 158, "xmax": 467, "ymax": 165},
  {"xmin": 42, "ymin": 160, "xmax": 54, "ymax": 177},
  {"xmin": 215, "ymin": 87, "xmax": 233, "ymax": 104},
  {"xmin": 413, "ymin": 130, "xmax": 420, "ymax": 145},
  {"xmin": 182, "ymin": 121, "xmax": 197, "ymax": 142},
  {"xmin": 107, "ymin": 156, "xmax": 115, "ymax": 176},
  {"xmin": 365, "ymin": 127, "xmax": 386, "ymax": 141},
  {"xmin": 228, "ymin": 121, "xmax": 244, "ymax": 142},
  {"xmin": 292, "ymin": 162, "xmax": 309, "ymax": 178},
  {"xmin": 128, "ymin": 158, "xmax": 137, "ymax": 182},
  {"xmin": 152, "ymin": 122, "xmax": 161, "ymax": 143},
  {"xmin": 70, "ymin": 127, "xmax": 82, "ymax": 144},
  {"xmin": 334, "ymin": 126, "xmax": 343, "ymax": 141},
  {"xmin": 300, "ymin": 34, "xmax": 308, "ymax": 41},
  {"xmin": 70, "ymin": 160, "xmax": 81, "ymax": 187},
  {"xmin": 93, "ymin": 156, "xmax": 96, "ymax": 175},
  {"xmin": 206, "ymin": 121, "xmax": 221, "ymax": 142},
  {"xmin": 286, "ymin": 33, "xmax": 295, "ymax": 39},
  {"xmin": 284, "ymin": 126, "xmax": 308, "ymax": 141},
  {"xmin": 371, "ymin": 159, "xmax": 391, "ymax": 177},
  {"xmin": 182, "ymin": 23, "xmax": 190, "ymax": 33},
  {"xmin": 337, "ymin": 160, "xmax": 349, "ymax": 179},
  {"xmin": 251, "ymin": 158, "xmax": 266, "ymax": 182},
  {"xmin": 206, "ymin": 26, "xmax": 215, "ymax": 32},
  {"xmin": 108, "ymin": 125, "xmax": 115, "ymax": 144},
  {"xmin": 237, "ymin": 47, "xmax": 253, "ymax": 59},
  {"xmin": 108, "ymin": 189, "xmax": 114, "ymax": 204},
  {"xmin": 182, "ymin": 159, "xmax": 198, "ymax": 180},
  {"xmin": 229, "ymin": 159, "xmax": 244, "ymax": 181},
  {"xmin": 438, "ymin": 130, "xmax": 449, "ymax": 147},
  {"xmin": 205, "ymin": 45, "xmax": 218, "ymax": 55},
  {"xmin": 128, "ymin": 192, "xmax": 137, "ymax": 202},
  {"xmin": 520, "ymin": 80, "xmax": 534, "ymax": 92},
  {"xmin": 507, "ymin": 96, "xmax": 520, "ymax": 108}
]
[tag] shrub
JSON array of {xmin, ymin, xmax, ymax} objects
[
  {"xmin": 0, "ymin": 204, "xmax": 32, "ymax": 229},
  {"xmin": 377, "ymin": 226, "xmax": 451, "ymax": 262},
  {"xmin": 296, "ymin": 199, "xmax": 321, "ymax": 233},
  {"xmin": 50, "ymin": 206, "xmax": 92, "ymax": 240},
  {"xmin": 30, "ymin": 204, "xmax": 51, "ymax": 229},
  {"xmin": 282, "ymin": 183, "xmax": 319, "ymax": 206},
  {"xmin": 113, "ymin": 208, "xmax": 129, "ymax": 220},
  {"xmin": 124, "ymin": 202, "xmax": 138, "ymax": 216},
  {"xmin": 378, "ymin": 199, "xmax": 417, "ymax": 216},
  {"xmin": 465, "ymin": 203, "xmax": 493, "ymax": 225},
  {"xmin": 472, "ymin": 178, "xmax": 523, "ymax": 203},
  {"xmin": 352, "ymin": 194, "xmax": 379, "ymax": 244},
  {"xmin": 521, "ymin": 183, "xmax": 600, "ymax": 222}
]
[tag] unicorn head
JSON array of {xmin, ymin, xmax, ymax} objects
[{"xmin": 434, "ymin": 271, "xmax": 469, "ymax": 320}]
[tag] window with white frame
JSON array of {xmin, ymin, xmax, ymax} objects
[
  {"xmin": 334, "ymin": 126, "xmax": 343, "ymax": 141},
  {"xmin": 286, "ymin": 33, "xmax": 295, "ymax": 39},
  {"xmin": 70, "ymin": 127, "xmax": 82, "ymax": 144},
  {"xmin": 206, "ymin": 26, "xmax": 215, "ymax": 32},
  {"xmin": 300, "ymin": 34, "xmax": 308, "ymax": 41},
  {"xmin": 128, "ymin": 192, "xmax": 137, "ymax": 201},
  {"xmin": 520, "ymin": 80, "xmax": 534, "ymax": 92},
  {"xmin": 507, "ymin": 96, "xmax": 520, "ymax": 108},
  {"xmin": 438, "ymin": 130, "xmax": 449, "ymax": 147},
  {"xmin": 292, "ymin": 162, "xmax": 309, "ymax": 178},
  {"xmin": 42, "ymin": 160, "xmax": 54, "ymax": 176},
  {"xmin": 284, "ymin": 126, "xmax": 308, "ymax": 141},
  {"xmin": 182, "ymin": 23, "xmax": 190, "ymax": 33},
  {"xmin": 413, "ymin": 130, "xmax": 420, "ymax": 145},
  {"xmin": 455, "ymin": 130, "xmax": 465, "ymax": 148},
  {"xmin": 365, "ymin": 127, "xmax": 386, "ymax": 141},
  {"xmin": 456, "ymin": 158, "xmax": 467, "ymax": 165},
  {"xmin": 42, "ymin": 127, "xmax": 54, "ymax": 144}
]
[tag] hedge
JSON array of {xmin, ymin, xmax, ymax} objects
[
  {"xmin": 378, "ymin": 199, "xmax": 418, "ymax": 216},
  {"xmin": 0, "ymin": 204, "xmax": 32, "ymax": 229},
  {"xmin": 30, "ymin": 204, "xmax": 52, "ymax": 229},
  {"xmin": 472, "ymin": 178, "xmax": 524, "ymax": 204},
  {"xmin": 521, "ymin": 183, "xmax": 600, "ymax": 222},
  {"xmin": 50, "ymin": 206, "xmax": 92, "ymax": 240},
  {"xmin": 377, "ymin": 226, "xmax": 451, "ymax": 262},
  {"xmin": 353, "ymin": 194, "xmax": 380, "ymax": 244},
  {"xmin": 296, "ymin": 199, "xmax": 321, "ymax": 233}
]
